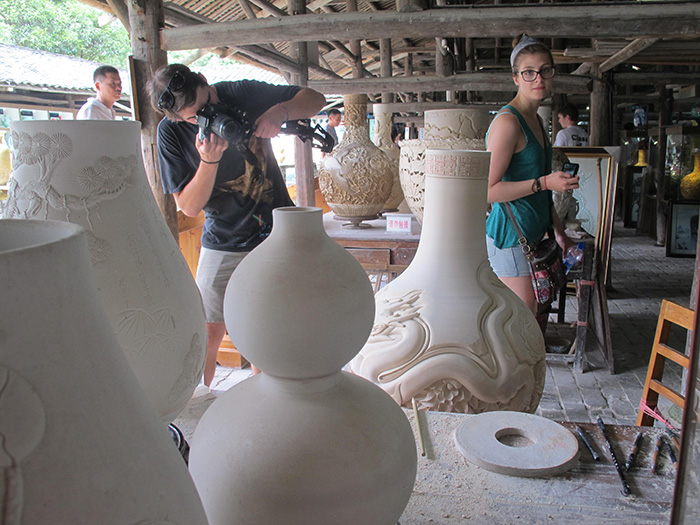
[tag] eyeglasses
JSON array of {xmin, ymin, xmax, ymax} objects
[
  {"xmin": 517, "ymin": 66, "xmax": 556, "ymax": 82},
  {"xmin": 157, "ymin": 71, "xmax": 187, "ymax": 111}
]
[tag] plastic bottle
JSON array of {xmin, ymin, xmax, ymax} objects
[{"xmin": 563, "ymin": 242, "xmax": 585, "ymax": 273}]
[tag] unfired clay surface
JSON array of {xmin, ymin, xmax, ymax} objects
[
  {"xmin": 3, "ymin": 121, "xmax": 206, "ymax": 422},
  {"xmin": 352, "ymin": 149, "xmax": 546, "ymax": 414}
]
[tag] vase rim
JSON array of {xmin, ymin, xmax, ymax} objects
[
  {"xmin": 0, "ymin": 219, "xmax": 84, "ymax": 256},
  {"xmin": 273, "ymin": 206, "xmax": 322, "ymax": 215}
]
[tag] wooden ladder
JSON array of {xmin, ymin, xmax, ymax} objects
[{"xmin": 636, "ymin": 299, "xmax": 695, "ymax": 426}]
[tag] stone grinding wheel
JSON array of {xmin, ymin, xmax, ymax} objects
[{"xmin": 454, "ymin": 411, "xmax": 580, "ymax": 477}]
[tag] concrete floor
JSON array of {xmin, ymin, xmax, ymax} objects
[{"xmin": 174, "ymin": 221, "xmax": 696, "ymax": 438}]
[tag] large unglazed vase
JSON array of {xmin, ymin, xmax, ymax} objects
[
  {"xmin": 2, "ymin": 121, "xmax": 206, "ymax": 423},
  {"xmin": 399, "ymin": 108, "xmax": 489, "ymax": 223},
  {"xmin": 351, "ymin": 149, "xmax": 546, "ymax": 413},
  {"xmin": 0, "ymin": 219, "xmax": 208, "ymax": 524},
  {"xmin": 373, "ymin": 103, "xmax": 403, "ymax": 211},
  {"xmin": 189, "ymin": 207, "xmax": 417, "ymax": 525},
  {"xmin": 319, "ymin": 94, "xmax": 394, "ymax": 226}
]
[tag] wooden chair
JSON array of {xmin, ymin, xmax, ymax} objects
[{"xmin": 636, "ymin": 299, "xmax": 695, "ymax": 426}]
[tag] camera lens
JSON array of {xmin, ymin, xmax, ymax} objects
[{"xmin": 213, "ymin": 115, "xmax": 244, "ymax": 143}]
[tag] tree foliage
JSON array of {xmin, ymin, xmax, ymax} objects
[{"xmin": 0, "ymin": 0, "xmax": 131, "ymax": 69}]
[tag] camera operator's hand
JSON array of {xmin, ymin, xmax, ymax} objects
[
  {"xmin": 196, "ymin": 132, "xmax": 229, "ymax": 164},
  {"xmin": 253, "ymin": 103, "xmax": 288, "ymax": 139},
  {"xmin": 542, "ymin": 171, "xmax": 580, "ymax": 193}
]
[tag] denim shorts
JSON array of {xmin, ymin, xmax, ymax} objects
[
  {"xmin": 486, "ymin": 236, "xmax": 531, "ymax": 278},
  {"xmin": 196, "ymin": 247, "xmax": 250, "ymax": 323}
]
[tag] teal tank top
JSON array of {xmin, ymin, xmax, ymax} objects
[{"xmin": 485, "ymin": 105, "xmax": 553, "ymax": 249}]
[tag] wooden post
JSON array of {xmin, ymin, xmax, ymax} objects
[
  {"xmin": 656, "ymin": 86, "xmax": 673, "ymax": 245},
  {"xmin": 127, "ymin": 0, "xmax": 178, "ymax": 241},
  {"xmin": 380, "ymin": 39, "xmax": 393, "ymax": 104},
  {"xmin": 289, "ymin": 0, "xmax": 314, "ymax": 207},
  {"xmin": 589, "ymin": 66, "xmax": 611, "ymax": 147}
]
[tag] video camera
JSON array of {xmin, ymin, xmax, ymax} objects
[{"xmin": 195, "ymin": 103, "xmax": 335, "ymax": 165}]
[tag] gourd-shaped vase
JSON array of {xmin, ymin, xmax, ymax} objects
[
  {"xmin": 680, "ymin": 153, "xmax": 700, "ymax": 200},
  {"xmin": 2, "ymin": 121, "xmax": 206, "ymax": 423},
  {"xmin": 351, "ymin": 149, "xmax": 546, "ymax": 414},
  {"xmin": 0, "ymin": 219, "xmax": 208, "ymax": 524},
  {"xmin": 399, "ymin": 108, "xmax": 489, "ymax": 223},
  {"xmin": 373, "ymin": 103, "xmax": 403, "ymax": 211},
  {"xmin": 319, "ymin": 95, "xmax": 394, "ymax": 225},
  {"xmin": 189, "ymin": 207, "xmax": 417, "ymax": 525}
]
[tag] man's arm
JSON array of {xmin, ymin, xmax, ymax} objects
[{"xmin": 253, "ymin": 87, "xmax": 326, "ymax": 138}]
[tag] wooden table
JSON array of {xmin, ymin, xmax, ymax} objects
[
  {"xmin": 401, "ymin": 411, "xmax": 675, "ymax": 524},
  {"xmin": 323, "ymin": 212, "xmax": 421, "ymax": 290}
]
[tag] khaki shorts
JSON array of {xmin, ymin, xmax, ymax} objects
[{"xmin": 195, "ymin": 247, "xmax": 250, "ymax": 323}]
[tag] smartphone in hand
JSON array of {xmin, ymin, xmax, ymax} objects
[{"xmin": 562, "ymin": 162, "xmax": 579, "ymax": 177}]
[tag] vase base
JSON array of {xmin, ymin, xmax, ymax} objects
[{"xmin": 333, "ymin": 214, "xmax": 379, "ymax": 229}]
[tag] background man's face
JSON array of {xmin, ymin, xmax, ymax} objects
[
  {"xmin": 97, "ymin": 72, "xmax": 123, "ymax": 104},
  {"xmin": 329, "ymin": 113, "xmax": 342, "ymax": 127}
]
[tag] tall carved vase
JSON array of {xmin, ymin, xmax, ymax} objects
[
  {"xmin": 0, "ymin": 219, "xmax": 208, "ymax": 524},
  {"xmin": 373, "ymin": 103, "xmax": 403, "ymax": 211},
  {"xmin": 189, "ymin": 207, "xmax": 417, "ymax": 525},
  {"xmin": 319, "ymin": 95, "xmax": 394, "ymax": 226},
  {"xmin": 399, "ymin": 108, "xmax": 489, "ymax": 223},
  {"xmin": 351, "ymin": 149, "xmax": 546, "ymax": 414},
  {"xmin": 2, "ymin": 121, "xmax": 206, "ymax": 423}
]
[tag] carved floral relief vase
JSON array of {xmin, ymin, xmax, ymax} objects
[
  {"xmin": 2, "ymin": 121, "xmax": 206, "ymax": 423},
  {"xmin": 189, "ymin": 207, "xmax": 416, "ymax": 525},
  {"xmin": 0, "ymin": 219, "xmax": 208, "ymax": 524},
  {"xmin": 351, "ymin": 149, "xmax": 546, "ymax": 414},
  {"xmin": 373, "ymin": 103, "xmax": 403, "ymax": 211},
  {"xmin": 399, "ymin": 108, "xmax": 489, "ymax": 223},
  {"xmin": 319, "ymin": 94, "xmax": 394, "ymax": 223}
]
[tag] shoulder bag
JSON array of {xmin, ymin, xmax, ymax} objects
[{"xmin": 504, "ymin": 202, "xmax": 566, "ymax": 305}]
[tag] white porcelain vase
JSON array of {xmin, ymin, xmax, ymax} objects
[
  {"xmin": 373, "ymin": 103, "xmax": 403, "ymax": 211},
  {"xmin": 0, "ymin": 219, "xmax": 208, "ymax": 524},
  {"xmin": 3, "ymin": 121, "xmax": 206, "ymax": 423},
  {"xmin": 189, "ymin": 207, "xmax": 417, "ymax": 525},
  {"xmin": 319, "ymin": 95, "xmax": 394, "ymax": 224},
  {"xmin": 399, "ymin": 107, "xmax": 489, "ymax": 223},
  {"xmin": 351, "ymin": 149, "xmax": 546, "ymax": 414}
]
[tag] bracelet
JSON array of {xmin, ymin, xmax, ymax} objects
[
  {"xmin": 277, "ymin": 103, "xmax": 289, "ymax": 122},
  {"xmin": 532, "ymin": 177, "xmax": 542, "ymax": 193},
  {"xmin": 200, "ymin": 159, "xmax": 221, "ymax": 165},
  {"xmin": 542, "ymin": 176, "xmax": 548, "ymax": 190}
]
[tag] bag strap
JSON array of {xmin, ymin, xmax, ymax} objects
[{"xmin": 503, "ymin": 202, "xmax": 533, "ymax": 260}]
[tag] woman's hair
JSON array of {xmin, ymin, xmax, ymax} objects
[
  {"xmin": 510, "ymin": 34, "xmax": 553, "ymax": 73},
  {"xmin": 148, "ymin": 64, "xmax": 208, "ymax": 120}
]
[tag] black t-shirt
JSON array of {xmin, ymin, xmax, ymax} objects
[{"xmin": 157, "ymin": 80, "xmax": 300, "ymax": 251}]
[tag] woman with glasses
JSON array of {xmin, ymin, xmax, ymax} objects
[{"xmin": 485, "ymin": 34, "xmax": 580, "ymax": 322}]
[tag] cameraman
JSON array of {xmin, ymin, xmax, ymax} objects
[{"xmin": 149, "ymin": 64, "xmax": 326, "ymax": 387}]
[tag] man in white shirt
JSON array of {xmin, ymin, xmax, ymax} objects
[
  {"xmin": 77, "ymin": 66, "xmax": 123, "ymax": 120},
  {"xmin": 554, "ymin": 104, "xmax": 589, "ymax": 147}
]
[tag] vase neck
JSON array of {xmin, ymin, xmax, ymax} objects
[{"xmin": 271, "ymin": 207, "xmax": 325, "ymax": 239}]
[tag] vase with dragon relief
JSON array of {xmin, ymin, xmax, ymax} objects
[
  {"xmin": 2, "ymin": 121, "xmax": 206, "ymax": 423},
  {"xmin": 0, "ymin": 219, "xmax": 208, "ymax": 524},
  {"xmin": 189, "ymin": 207, "xmax": 416, "ymax": 524},
  {"xmin": 351, "ymin": 148, "xmax": 546, "ymax": 414},
  {"xmin": 399, "ymin": 107, "xmax": 489, "ymax": 223},
  {"xmin": 319, "ymin": 94, "xmax": 394, "ymax": 226},
  {"xmin": 372, "ymin": 103, "xmax": 403, "ymax": 212}
]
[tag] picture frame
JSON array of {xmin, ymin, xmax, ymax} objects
[
  {"xmin": 666, "ymin": 200, "xmax": 700, "ymax": 257},
  {"xmin": 623, "ymin": 167, "xmax": 644, "ymax": 228}
]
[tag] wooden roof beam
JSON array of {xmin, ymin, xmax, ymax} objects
[
  {"xmin": 308, "ymin": 72, "xmax": 590, "ymax": 95},
  {"xmin": 161, "ymin": 4, "xmax": 700, "ymax": 50},
  {"xmin": 599, "ymin": 38, "xmax": 659, "ymax": 73}
]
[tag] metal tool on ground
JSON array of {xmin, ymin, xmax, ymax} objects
[
  {"xmin": 625, "ymin": 431, "xmax": 643, "ymax": 472},
  {"xmin": 651, "ymin": 434, "xmax": 663, "ymax": 474},
  {"xmin": 576, "ymin": 425, "xmax": 600, "ymax": 461},
  {"xmin": 663, "ymin": 435, "xmax": 678, "ymax": 469},
  {"xmin": 596, "ymin": 417, "xmax": 631, "ymax": 496}
]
